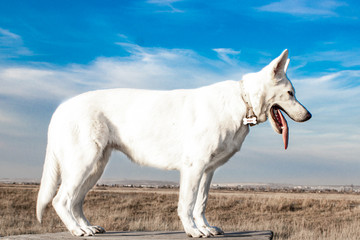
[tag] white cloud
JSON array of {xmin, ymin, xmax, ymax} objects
[
  {"xmin": 0, "ymin": 27, "xmax": 32, "ymax": 58},
  {"xmin": 0, "ymin": 110, "xmax": 27, "ymax": 137},
  {"xmin": 0, "ymin": 109, "xmax": 17, "ymax": 124},
  {"xmin": 290, "ymin": 70, "xmax": 360, "ymax": 161},
  {"xmin": 74, "ymin": 43, "xmax": 231, "ymax": 90},
  {"xmin": 294, "ymin": 49, "xmax": 360, "ymax": 68},
  {"xmin": 0, "ymin": 28, "xmax": 21, "ymax": 40},
  {"xmin": 213, "ymin": 48, "xmax": 241, "ymax": 66},
  {"xmin": 146, "ymin": 0, "xmax": 184, "ymax": 13},
  {"xmin": 0, "ymin": 67, "xmax": 75, "ymax": 100},
  {"xmin": 0, "ymin": 43, "xmax": 235, "ymax": 103},
  {"xmin": 257, "ymin": 0, "xmax": 347, "ymax": 17}
]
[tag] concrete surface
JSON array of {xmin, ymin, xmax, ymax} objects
[{"xmin": 2, "ymin": 231, "xmax": 273, "ymax": 240}]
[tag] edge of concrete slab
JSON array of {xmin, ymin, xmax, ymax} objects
[{"xmin": 2, "ymin": 230, "xmax": 273, "ymax": 240}]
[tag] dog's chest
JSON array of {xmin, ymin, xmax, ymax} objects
[{"xmin": 209, "ymin": 125, "xmax": 249, "ymax": 167}]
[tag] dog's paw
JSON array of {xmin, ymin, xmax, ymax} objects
[
  {"xmin": 71, "ymin": 226, "xmax": 97, "ymax": 236},
  {"xmin": 185, "ymin": 227, "xmax": 206, "ymax": 238},
  {"xmin": 72, "ymin": 225, "xmax": 105, "ymax": 236},
  {"xmin": 197, "ymin": 226, "xmax": 212, "ymax": 238},
  {"xmin": 70, "ymin": 229, "xmax": 84, "ymax": 236},
  {"xmin": 81, "ymin": 226, "xmax": 96, "ymax": 236},
  {"xmin": 90, "ymin": 225, "xmax": 106, "ymax": 233},
  {"xmin": 70, "ymin": 227, "xmax": 95, "ymax": 237},
  {"xmin": 207, "ymin": 226, "xmax": 224, "ymax": 236}
]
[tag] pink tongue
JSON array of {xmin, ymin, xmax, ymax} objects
[{"xmin": 277, "ymin": 109, "xmax": 289, "ymax": 150}]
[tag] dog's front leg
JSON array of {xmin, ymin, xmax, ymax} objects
[
  {"xmin": 178, "ymin": 166, "xmax": 210, "ymax": 238},
  {"xmin": 193, "ymin": 170, "xmax": 224, "ymax": 236}
]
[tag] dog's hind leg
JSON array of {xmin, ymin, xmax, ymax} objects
[
  {"xmin": 72, "ymin": 146, "xmax": 112, "ymax": 234},
  {"xmin": 52, "ymin": 180, "xmax": 91, "ymax": 236},
  {"xmin": 193, "ymin": 170, "xmax": 224, "ymax": 236},
  {"xmin": 52, "ymin": 143, "xmax": 108, "ymax": 236}
]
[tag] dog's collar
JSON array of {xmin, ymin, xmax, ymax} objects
[{"xmin": 240, "ymin": 81, "xmax": 257, "ymax": 126}]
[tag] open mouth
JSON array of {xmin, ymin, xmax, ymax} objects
[{"xmin": 270, "ymin": 105, "xmax": 289, "ymax": 150}]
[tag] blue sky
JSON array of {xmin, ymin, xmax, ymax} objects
[{"xmin": 0, "ymin": 0, "xmax": 359, "ymax": 185}]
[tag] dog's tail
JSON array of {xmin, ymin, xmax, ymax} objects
[{"xmin": 36, "ymin": 144, "xmax": 60, "ymax": 223}]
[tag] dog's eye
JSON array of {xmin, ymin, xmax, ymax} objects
[{"xmin": 288, "ymin": 91, "xmax": 294, "ymax": 97}]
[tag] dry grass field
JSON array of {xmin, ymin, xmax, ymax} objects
[{"xmin": 1, "ymin": 183, "xmax": 360, "ymax": 239}]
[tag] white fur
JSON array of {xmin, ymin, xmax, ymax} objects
[{"xmin": 37, "ymin": 49, "xmax": 311, "ymax": 237}]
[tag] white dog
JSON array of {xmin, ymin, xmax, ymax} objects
[{"xmin": 37, "ymin": 49, "xmax": 311, "ymax": 237}]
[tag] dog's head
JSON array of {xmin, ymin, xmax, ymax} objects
[{"xmin": 242, "ymin": 49, "xmax": 311, "ymax": 148}]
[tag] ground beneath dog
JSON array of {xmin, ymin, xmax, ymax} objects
[{"xmin": 3, "ymin": 231, "xmax": 273, "ymax": 240}]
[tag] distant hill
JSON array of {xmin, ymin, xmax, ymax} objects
[{"xmin": 1, "ymin": 178, "xmax": 359, "ymax": 193}]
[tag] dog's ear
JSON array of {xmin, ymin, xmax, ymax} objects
[
  {"xmin": 270, "ymin": 49, "xmax": 289, "ymax": 79},
  {"xmin": 284, "ymin": 58, "xmax": 290, "ymax": 73}
]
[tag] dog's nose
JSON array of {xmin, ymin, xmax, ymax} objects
[{"xmin": 304, "ymin": 111, "xmax": 312, "ymax": 121}]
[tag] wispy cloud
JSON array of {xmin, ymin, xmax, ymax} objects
[
  {"xmin": 0, "ymin": 28, "xmax": 21, "ymax": 40},
  {"xmin": 0, "ymin": 106, "xmax": 27, "ymax": 138},
  {"xmin": 294, "ymin": 49, "xmax": 360, "ymax": 68},
  {"xmin": 0, "ymin": 67, "xmax": 74, "ymax": 100},
  {"xmin": 147, "ymin": 0, "xmax": 184, "ymax": 13},
  {"xmin": 0, "ymin": 108, "xmax": 19, "ymax": 125},
  {"xmin": 0, "ymin": 27, "xmax": 32, "ymax": 58},
  {"xmin": 257, "ymin": 0, "xmax": 347, "ymax": 17},
  {"xmin": 213, "ymin": 48, "xmax": 241, "ymax": 66},
  {"xmin": 291, "ymin": 70, "xmax": 360, "ymax": 152},
  {"xmin": 0, "ymin": 43, "xmax": 231, "ymax": 103}
]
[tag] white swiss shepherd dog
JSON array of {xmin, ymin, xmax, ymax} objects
[{"xmin": 37, "ymin": 49, "xmax": 311, "ymax": 238}]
